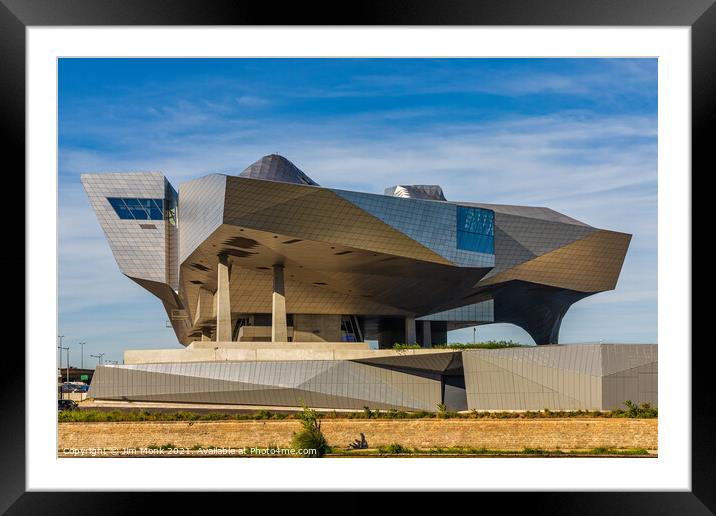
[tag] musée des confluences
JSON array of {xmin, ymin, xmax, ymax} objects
[{"xmin": 81, "ymin": 155, "xmax": 657, "ymax": 411}]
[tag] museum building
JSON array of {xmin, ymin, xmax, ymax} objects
[{"xmin": 82, "ymin": 155, "xmax": 656, "ymax": 411}]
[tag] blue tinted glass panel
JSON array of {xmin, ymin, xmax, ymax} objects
[
  {"xmin": 456, "ymin": 206, "xmax": 494, "ymax": 254},
  {"xmin": 107, "ymin": 197, "xmax": 126, "ymax": 209},
  {"xmin": 114, "ymin": 205, "xmax": 132, "ymax": 219},
  {"xmin": 128, "ymin": 206, "xmax": 149, "ymax": 220},
  {"xmin": 107, "ymin": 197, "xmax": 165, "ymax": 221}
]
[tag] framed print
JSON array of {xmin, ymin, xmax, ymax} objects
[{"xmin": 4, "ymin": 0, "xmax": 712, "ymax": 512}]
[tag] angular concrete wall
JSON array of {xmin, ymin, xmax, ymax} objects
[
  {"xmin": 90, "ymin": 344, "xmax": 656, "ymax": 412},
  {"xmin": 89, "ymin": 360, "xmax": 442, "ymax": 411},
  {"xmin": 462, "ymin": 344, "xmax": 657, "ymax": 411}
]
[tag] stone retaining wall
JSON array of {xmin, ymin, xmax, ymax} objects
[{"xmin": 59, "ymin": 418, "xmax": 657, "ymax": 451}]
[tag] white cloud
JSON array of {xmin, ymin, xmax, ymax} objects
[
  {"xmin": 235, "ymin": 95, "xmax": 273, "ymax": 108},
  {"xmin": 59, "ymin": 105, "xmax": 657, "ymax": 353}
]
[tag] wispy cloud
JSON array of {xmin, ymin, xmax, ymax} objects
[
  {"xmin": 58, "ymin": 58, "xmax": 658, "ymax": 355},
  {"xmin": 235, "ymin": 95, "xmax": 273, "ymax": 108}
]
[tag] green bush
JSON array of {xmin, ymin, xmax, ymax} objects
[
  {"xmin": 290, "ymin": 400, "xmax": 329, "ymax": 458},
  {"xmin": 613, "ymin": 401, "xmax": 658, "ymax": 418},
  {"xmin": 378, "ymin": 443, "xmax": 410, "ymax": 454},
  {"xmin": 436, "ymin": 403, "xmax": 448, "ymax": 418},
  {"xmin": 391, "ymin": 343, "xmax": 423, "ymax": 350}
]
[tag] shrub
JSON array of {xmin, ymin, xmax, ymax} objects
[
  {"xmin": 392, "ymin": 343, "xmax": 422, "ymax": 350},
  {"xmin": 290, "ymin": 400, "xmax": 329, "ymax": 458},
  {"xmin": 378, "ymin": 443, "xmax": 410, "ymax": 454},
  {"xmin": 521, "ymin": 448, "xmax": 565, "ymax": 455},
  {"xmin": 616, "ymin": 400, "xmax": 658, "ymax": 418},
  {"xmin": 436, "ymin": 403, "xmax": 448, "ymax": 418}
]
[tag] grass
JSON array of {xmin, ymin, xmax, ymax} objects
[
  {"xmin": 331, "ymin": 446, "xmax": 653, "ymax": 457},
  {"xmin": 59, "ymin": 409, "xmax": 291, "ymax": 422},
  {"xmin": 60, "ymin": 401, "xmax": 657, "ymax": 423},
  {"xmin": 58, "ymin": 444, "xmax": 653, "ymax": 457}
]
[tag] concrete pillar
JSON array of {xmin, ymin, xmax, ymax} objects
[
  {"xmin": 272, "ymin": 264, "xmax": 288, "ymax": 342},
  {"xmin": 201, "ymin": 327, "xmax": 212, "ymax": 341},
  {"xmin": 405, "ymin": 316, "xmax": 416, "ymax": 344},
  {"xmin": 215, "ymin": 254, "xmax": 232, "ymax": 342},
  {"xmin": 422, "ymin": 320, "xmax": 432, "ymax": 348}
]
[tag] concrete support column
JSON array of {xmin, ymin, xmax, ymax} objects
[
  {"xmin": 215, "ymin": 254, "xmax": 232, "ymax": 342},
  {"xmin": 201, "ymin": 327, "xmax": 212, "ymax": 341},
  {"xmin": 421, "ymin": 320, "xmax": 432, "ymax": 348},
  {"xmin": 405, "ymin": 315, "xmax": 416, "ymax": 345},
  {"xmin": 272, "ymin": 264, "xmax": 288, "ymax": 342}
]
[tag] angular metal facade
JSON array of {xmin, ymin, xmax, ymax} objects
[
  {"xmin": 88, "ymin": 345, "xmax": 656, "ymax": 411},
  {"xmin": 82, "ymin": 154, "xmax": 631, "ymax": 346},
  {"xmin": 462, "ymin": 344, "xmax": 657, "ymax": 411},
  {"xmin": 89, "ymin": 359, "xmax": 444, "ymax": 411}
]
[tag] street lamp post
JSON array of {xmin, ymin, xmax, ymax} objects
[
  {"xmin": 473, "ymin": 327, "xmax": 476, "ymax": 345},
  {"xmin": 90, "ymin": 353, "xmax": 105, "ymax": 366},
  {"xmin": 79, "ymin": 342, "xmax": 86, "ymax": 369},
  {"xmin": 57, "ymin": 335, "xmax": 65, "ymax": 372},
  {"xmin": 58, "ymin": 345, "xmax": 69, "ymax": 399},
  {"xmin": 65, "ymin": 347, "xmax": 70, "ymax": 384}
]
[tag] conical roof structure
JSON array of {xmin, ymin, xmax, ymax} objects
[{"xmin": 239, "ymin": 154, "xmax": 319, "ymax": 186}]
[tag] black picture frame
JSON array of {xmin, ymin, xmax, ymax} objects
[{"xmin": 4, "ymin": 0, "xmax": 711, "ymax": 513}]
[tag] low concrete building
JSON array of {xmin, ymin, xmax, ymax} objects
[{"xmin": 88, "ymin": 343, "xmax": 657, "ymax": 412}]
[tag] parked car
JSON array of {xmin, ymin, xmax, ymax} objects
[
  {"xmin": 58, "ymin": 399, "xmax": 79, "ymax": 411},
  {"xmin": 59, "ymin": 382, "xmax": 89, "ymax": 393}
]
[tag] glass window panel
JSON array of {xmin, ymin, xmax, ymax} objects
[
  {"xmin": 113, "ymin": 205, "xmax": 133, "ymax": 219},
  {"xmin": 106, "ymin": 197, "xmax": 165, "ymax": 221},
  {"xmin": 456, "ymin": 206, "xmax": 495, "ymax": 254},
  {"xmin": 128, "ymin": 206, "xmax": 149, "ymax": 220},
  {"xmin": 107, "ymin": 197, "xmax": 126, "ymax": 209}
]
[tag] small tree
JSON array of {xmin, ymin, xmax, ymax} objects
[{"xmin": 291, "ymin": 400, "xmax": 329, "ymax": 458}]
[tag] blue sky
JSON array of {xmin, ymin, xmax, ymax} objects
[{"xmin": 58, "ymin": 58, "xmax": 657, "ymax": 365}]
